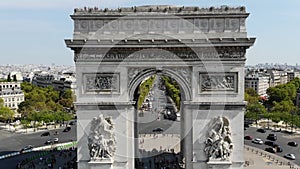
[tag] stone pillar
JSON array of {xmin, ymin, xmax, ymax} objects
[{"xmin": 183, "ymin": 105, "xmax": 193, "ymax": 169}]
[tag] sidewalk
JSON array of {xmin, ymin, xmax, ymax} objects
[
  {"xmin": 0, "ymin": 122, "xmax": 65, "ymax": 134},
  {"xmin": 244, "ymin": 145, "xmax": 300, "ymax": 169}
]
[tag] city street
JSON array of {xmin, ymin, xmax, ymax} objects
[
  {"xmin": 0, "ymin": 122, "xmax": 76, "ymax": 156},
  {"xmin": 136, "ymin": 76, "xmax": 183, "ymax": 169},
  {"xmin": 137, "ymin": 76, "xmax": 180, "ymax": 135},
  {"xmin": 245, "ymin": 126, "xmax": 300, "ymax": 165}
]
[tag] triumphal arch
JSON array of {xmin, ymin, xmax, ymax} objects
[{"xmin": 65, "ymin": 5, "xmax": 255, "ymax": 169}]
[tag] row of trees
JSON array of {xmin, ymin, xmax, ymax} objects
[
  {"xmin": 137, "ymin": 76, "xmax": 156, "ymax": 109},
  {"xmin": 245, "ymin": 78, "xmax": 300, "ymax": 129},
  {"xmin": 161, "ymin": 76, "xmax": 181, "ymax": 110},
  {"xmin": 18, "ymin": 82, "xmax": 74, "ymax": 129}
]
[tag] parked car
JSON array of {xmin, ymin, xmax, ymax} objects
[
  {"xmin": 267, "ymin": 134, "xmax": 277, "ymax": 141},
  {"xmin": 252, "ymin": 138, "xmax": 264, "ymax": 144},
  {"xmin": 53, "ymin": 138, "xmax": 59, "ymax": 143},
  {"xmin": 272, "ymin": 128, "xmax": 281, "ymax": 132},
  {"xmin": 265, "ymin": 147, "xmax": 276, "ymax": 153},
  {"xmin": 288, "ymin": 141, "xmax": 298, "ymax": 147},
  {"xmin": 69, "ymin": 121, "xmax": 76, "ymax": 125},
  {"xmin": 244, "ymin": 135, "xmax": 253, "ymax": 140},
  {"xmin": 63, "ymin": 126, "xmax": 71, "ymax": 132},
  {"xmin": 256, "ymin": 128, "xmax": 266, "ymax": 133},
  {"xmin": 152, "ymin": 127, "xmax": 164, "ymax": 132},
  {"xmin": 20, "ymin": 145, "xmax": 34, "ymax": 153},
  {"xmin": 265, "ymin": 141, "xmax": 276, "ymax": 147},
  {"xmin": 284, "ymin": 153, "xmax": 296, "ymax": 160},
  {"xmin": 275, "ymin": 145, "xmax": 283, "ymax": 152},
  {"xmin": 45, "ymin": 138, "xmax": 59, "ymax": 145},
  {"xmin": 41, "ymin": 131, "xmax": 50, "ymax": 137}
]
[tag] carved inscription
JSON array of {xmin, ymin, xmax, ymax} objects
[{"xmin": 85, "ymin": 73, "xmax": 119, "ymax": 92}]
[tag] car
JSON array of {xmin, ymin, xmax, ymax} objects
[
  {"xmin": 265, "ymin": 147, "xmax": 276, "ymax": 153},
  {"xmin": 41, "ymin": 131, "xmax": 50, "ymax": 137},
  {"xmin": 63, "ymin": 126, "xmax": 71, "ymax": 132},
  {"xmin": 267, "ymin": 134, "xmax": 277, "ymax": 141},
  {"xmin": 252, "ymin": 138, "xmax": 264, "ymax": 144},
  {"xmin": 265, "ymin": 141, "xmax": 276, "ymax": 147},
  {"xmin": 152, "ymin": 127, "xmax": 164, "ymax": 132},
  {"xmin": 284, "ymin": 153, "xmax": 296, "ymax": 160},
  {"xmin": 288, "ymin": 141, "xmax": 298, "ymax": 147},
  {"xmin": 45, "ymin": 138, "xmax": 59, "ymax": 145},
  {"xmin": 69, "ymin": 121, "xmax": 76, "ymax": 125},
  {"xmin": 20, "ymin": 145, "xmax": 34, "ymax": 152},
  {"xmin": 274, "ymin": 146, "xmax": 283, "ymax": 152},
  {"xmin": 53, "ymin": 138, "xmax": 59, "ymax": 143},
  {"xmin": 256, "ymin": 128, "xmax": 266, "ymax": 133},
  {"xmin": 244, "ymin": 135, "xmax": 253, "ymax": 140},
  {"xmin": 272, "ymin": 128, "xmax": 281, "ymax": 132}
]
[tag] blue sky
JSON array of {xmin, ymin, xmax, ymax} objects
[{"xmin": 0, "ymin": 0, "xmax": 299, "ymax": 66}]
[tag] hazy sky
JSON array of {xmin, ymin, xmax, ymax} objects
[{"xmin": 0, "ymin": 0, "xmax": 299, "ymax": 66}]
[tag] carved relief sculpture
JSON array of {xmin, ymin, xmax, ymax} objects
[
  {"xmin": 200, "ymin": 73, "xmax": 236, "ymax": 93},
  {"xmin": 88, "ymin": 114, "xmax": 116, "ymax": 161},
  {"xmin": 85, "ymin": 73, "xmax": 119, "ymax": 92},
  {"xmin": 204, "ymin": 116, "xmax": 233, "ymax": 161}
]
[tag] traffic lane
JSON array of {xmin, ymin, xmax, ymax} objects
[
  {"xmin": 245, "ymin": 127, "xmax": 300, "ymax": 165},
  {"xmin": 138, "ymin": 119, "xmax": 180, "ymax": 134},
  {"xmin": 0, "ymin": 124, "xmax": 76, "ymax": 153}
]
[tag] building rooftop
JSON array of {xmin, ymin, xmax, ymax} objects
[{"xmin": 73, "ymin": 5, "xmax": 246, "ymax": 15}]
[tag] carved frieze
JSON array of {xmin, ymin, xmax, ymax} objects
[
  {"xmin": 204, "ymin": 116, "xmax": 233, "ymax": 161},
  {"xmin": 84, "ymin": 73, "xmax": 120, "ymax": 93},
  {"xmin": 73, "ymin": 18, "xmax": 243, "ymax": 34},
  {"xmin": 199, "ymin": 72, "xmax": 237, "ymax": 93},
  {"xmin": 74, "ymin": 47, "xmax": 246, "ymax": 62}
]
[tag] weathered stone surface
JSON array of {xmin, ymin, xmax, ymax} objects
[{"xmin": 65, "ymin": 5, "xmax": 255, "ymax": 169}]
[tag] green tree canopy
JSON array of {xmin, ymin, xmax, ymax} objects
[
  {"xmin": 245, "ymin": 102, "xmax": 267, "ymax": 121},
  {"xmin": 0, "ymin": 98, "xmax": 4, "ymax": 107},
  {"xmin": 0, "ymin": 107, "xmax": 15, "ymax": 122},
  {"xmin": 245, "ymin": 88, "xmax": 259, "ymax": 104}
]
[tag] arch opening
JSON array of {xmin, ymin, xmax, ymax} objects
[{"xmin": 131, "ymin": 72, "xmax": 189, "ymax": 169}]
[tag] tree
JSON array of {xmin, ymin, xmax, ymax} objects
[
  {"xmin": 12, "ymin": 74, "xmax": 17, "ymax": 82},
  {"xmin": 7, "ymin": 73, "xmax": 11, "ymax": 82},
  {"xmin": 245, "ymin": 88, "xmax": 259, "ymax": 104},
  {"xmin": 0, "ymin": 98, "xmax": 4, "ymax": 107},
  {"xmin": 0, "ymin": 107, "xmax": 15, "ymax": 126},
  {"xmin": 162, "ymin": 76, "xmax": 181, "ymax": 110},
  {"xmin": 20, "ymin": 119, "xmax": 31, "ymax": 133},
  {"xmin": 58, "ymin": 98, "xmax": 73, "ymax": 108},
  {"xmin": 61, "ymin": 89, "xmax": 73, "ymax": 100},
  {"xmin": 245, "ymin": 102, "xmax": 267, "ymax": 126},
  {"xmin": 21, "ymin": 82, "xmax": 34, "ymax": 93},
  {"xmin": 271, "ymin": 100, "xmax": 296, "ymax": 114}
]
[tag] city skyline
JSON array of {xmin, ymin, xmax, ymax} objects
[{"xmin": 0, "ymin": 0, "xmax": 299, "ymax": 65}]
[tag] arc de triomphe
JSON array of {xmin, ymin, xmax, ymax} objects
[{"xmin": 65, "ymin": 5, "xmax": 255, "ymax": 169}]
